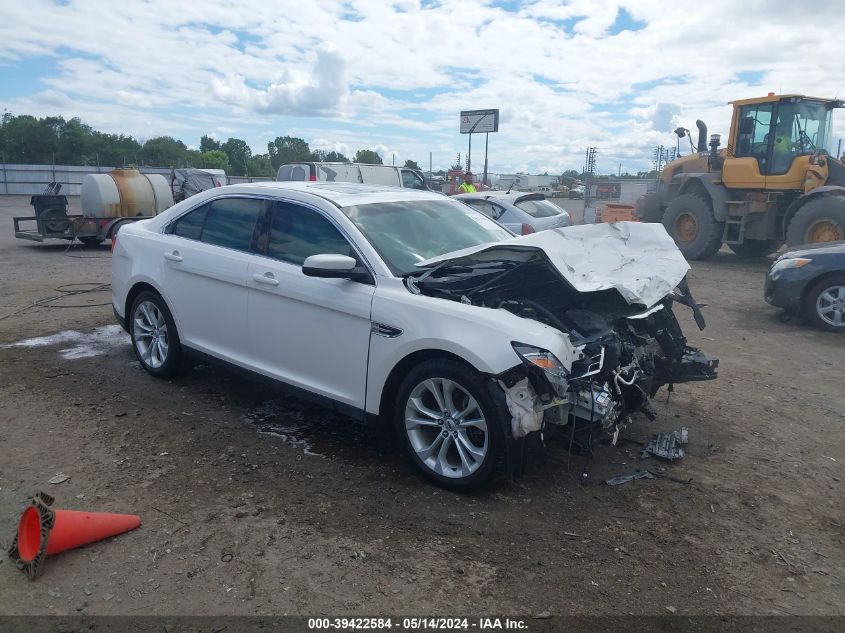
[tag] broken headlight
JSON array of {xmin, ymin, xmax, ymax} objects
[{"xmin": 511, "ymin": 343, "xmax": 569, "ymax": 396}]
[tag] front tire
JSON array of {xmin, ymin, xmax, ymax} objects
[
  {"xmin": 662, "ymin": 193, "xmax": 724, "ymax": 260},
  {"xmin": 786, "ymin": 197, "xmax": 845, "ymax": 246},
  {"xmin": 804, "ymin": 274, "xmax": 845, "ymax": 332},
  {"xmin": 394, "ymin": 359, "xmax": 506, "ymax": 492},
  {"xmin": 728, "ymin": 239, "xmax": 781, "ymax": 257},
  {"xmin": 130, "ymin": 291, "xmax": 183, "ymax": 377}
]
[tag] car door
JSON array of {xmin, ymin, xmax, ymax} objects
[
  {"xmin": 158, "ymin": 196, "xmax": 266, "ymax": 364},
  {"xmin": 245, "ymin": 199, "xmax": 376, "ymax": 410}
]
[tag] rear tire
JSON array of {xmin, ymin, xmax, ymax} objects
[
  {"xmin": 804, "ymin": 274, "xmax": 845, "ymax": 332},
  {"xmin": 662, "ymin": 193, "xmax": 724, "ymax": 260},
  {"xmin": 728, "ymin": 239, "xmax": 781, "ymax": 257},
  {"xmin": 394, "ymin": 358, "xmax": 506, "ymax": 492},
  {"xmin": 786, "ymin": 197, "xmax": 845, "ymax": 246},
  {"xmin": 129, "ymin": 291, "xmax": 183, "ymax": 377}
]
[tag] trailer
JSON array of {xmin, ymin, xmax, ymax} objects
[{"xmin": 13, "ymin": 169, "xmax": 173, "ymax": 246}]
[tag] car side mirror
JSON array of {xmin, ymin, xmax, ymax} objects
[{"xmin": 302, "ymin": 254, "xmax": 370, "ymax": 281}]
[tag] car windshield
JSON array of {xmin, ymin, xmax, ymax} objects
[
  {"xmin": 515, "ymin": 198, "xmax": 562, "ymax": 218},
  {"xmin": 341, "ymin": 199, "xmax": 513, "ymax": 275}
]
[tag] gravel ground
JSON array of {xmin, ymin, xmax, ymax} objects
[{"xmin": 0, "ymin": 195, "xmax": 842, "ymax": 617}]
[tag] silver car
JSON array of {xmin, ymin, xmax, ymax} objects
[{"xmin": 454, "ymin": 192, "xmax": 571, "ymax": 235}]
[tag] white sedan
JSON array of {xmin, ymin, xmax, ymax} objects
[{"xmin": 112, "ymin": 182, "xmax": 717, "ymax": 491}]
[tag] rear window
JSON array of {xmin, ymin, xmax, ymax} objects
[
  {"xmin": 277, "ymin": 164, "xmax": 311, "ymax": 181},
  {"xmin": 515, "ymin": 198, "xmax": 562, "ymax": 218}
]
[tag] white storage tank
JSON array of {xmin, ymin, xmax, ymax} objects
[{"xmin": 80, "ymin": 168, "xmax": 174, "ymax": 218}]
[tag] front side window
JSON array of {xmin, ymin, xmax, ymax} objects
[
  {"xmin": 200, "ymin": 198, "xmax": 265, "ymax": 252},
  {"xmin": 265, "ymin": 201, "xmax": 353, "ymax": 265},
  {"xmin": 342, "ymin": 199, "xmax": 512, "ymax": 275},
  {"xmin": 769, "ymin": 100, "xmax": 833, "ymax": 174}
]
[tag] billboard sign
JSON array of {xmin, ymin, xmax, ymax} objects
[{"xmin": 460, "ymin": 109, "xmax": 499, "ymax": 134}]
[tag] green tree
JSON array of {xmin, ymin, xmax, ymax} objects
[
  {"xmin": 354, "ymin": 149, "xmax": 382, "ymax": 165},
  {"xmin": 404, "ymin": 159, "xmax": 421, "ymax": 170},
  {"xmin": 91, "ymin": 132, "xmax": 141, "ymax": 167},
  {"xmin": 200, "ymin": 135, "xmax": 220, "ymax": 152},
  {"xmin": 267, "ymin": 136, "xmax": 312, "ymax": 169},
  {"xmin": 142, "ymin": 136, "xmax": 188, "ymax": 167},
  {"xmin": 196, "ymin": 150, "xmax": 230, "ymax": 171},
  {"xmin": 221, "ymin": 137, "xmax": 252, "ymax": 176},
  {"xmin": 312, "ymin": 148, "xmax": 350, "ymax": 163},
  {"xmin": 247, "ymin": 153, "xmax": 275, "ymax": 177},
  {"xmin": 0, "ymin": 114, "xmax": 58, "ymax": 163}
]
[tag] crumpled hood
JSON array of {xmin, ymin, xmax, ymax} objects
[{"xmin": 418, "ymin": 221, "xmax": 690, "ymax": 308}]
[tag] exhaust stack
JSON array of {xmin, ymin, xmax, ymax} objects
[{"xmin": 696, "ymin": 120, "xmax": 708, "ymax": 153}]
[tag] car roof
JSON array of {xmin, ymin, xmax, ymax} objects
[{"xmin": 230, "ymin": 181, "xmax": 446, "ymax": 206}]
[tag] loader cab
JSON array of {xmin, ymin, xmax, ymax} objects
[{"xmin": 723, "ymin": 94, "xmax": 841, "ymax": 190}]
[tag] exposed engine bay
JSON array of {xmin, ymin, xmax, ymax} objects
[{"xmin": 406, "ymin": 224, "xmax": 719, "ymax": 442}]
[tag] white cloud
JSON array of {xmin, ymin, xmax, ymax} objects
[{"xmin": 1, "ymin": 0, "xmax": 845, "ymax": 173}]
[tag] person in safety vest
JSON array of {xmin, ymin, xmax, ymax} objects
[
  {"xmin": 771, "ymin": 118, "xmax": 796, "ymax": 173},
  {"xmin": 458, "ymin": 171, "xmax": 477, "ymax": 193}
]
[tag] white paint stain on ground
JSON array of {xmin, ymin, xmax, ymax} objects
[
  {"xmin": 1, "ymin": 324, "xmax": 130, "ymax": 359},
  {"xmin": 243, "ymin": 398, "xmax": 324, "ymax": 457}
]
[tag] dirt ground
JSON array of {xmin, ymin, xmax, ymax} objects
[{"xmin": 0, "ymin": 195, "xmax": 842, "ymax": 617}]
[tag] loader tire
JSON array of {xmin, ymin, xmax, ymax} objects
[
  {"xmin": 635, "ymin": 192, "xmax": 664, "ymax": 222},
  {"xmin": 662, "ymin": 193, "xmax": 724, "ymax": 260},
  {"xmin": 786, "ymin": 197, "xmax": 845, "ymax": 246}
]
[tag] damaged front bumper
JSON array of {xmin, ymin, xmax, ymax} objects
[{"xmin": 495, "ymin": 287, "xmax": 718, "ymax": 441}]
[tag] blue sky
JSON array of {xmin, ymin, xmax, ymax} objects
[{"xmin": 2, "ymin": 0, "xmax": 844, "ymax": 174}]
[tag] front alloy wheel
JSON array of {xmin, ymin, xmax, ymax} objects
[
  {"xmin": 806, "ymin": 275, "xmax": 845, "ymax": 332},
  {"xmin": 395, "ymin": 358, "xmax": 506, "ymax": 491},
  {"xmin": 404, "ymin": 378, "xmax": 488, "ymax": 478}
]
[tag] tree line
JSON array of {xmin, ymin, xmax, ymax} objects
[{"xmin": 0, "ymin": 113, "xmax": 422, "ymax": 177}]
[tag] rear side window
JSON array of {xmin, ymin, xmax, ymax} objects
[
  {"xmin": 401, "ymin": 169, "xmax": 426, "ymax": 190},
  {"xmin": 515, "ymin": 198, "xmax": 561, "ymax": 218},
  {"xmin": 266, "ymin": 202, "xmax": 353, "ymax": 265},
  {"xmin": 171, "ymin": 203, "xmax": 209, "ymax": 240},
  {"xmin": 464, "ymin": 199, "xmax": 503, "ymax": 220},
  {"xmin": 200, "ymin": 198, "xmax": 264, "ymax": 252},
  {"xmin": 277, "ymin": 164, "xmax": 311, "ymax": 181}
]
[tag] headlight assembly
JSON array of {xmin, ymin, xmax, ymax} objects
[
  {"xmin": 512, "ymin": 342, "xmax": 569, "ymax": 395},
  {"xmin": 769, "ymin": 257, "xmax": 811, "ymax": 279}
]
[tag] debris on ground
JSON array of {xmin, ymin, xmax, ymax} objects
[
  {"xmin": 605, "ymin": 469, "xmax": 655, "ymax": 486},
  {"xmin": 47, "ymin": 474, "xmax": 70, "ymax": 485},
  {"xmin": 641, "ymin": 428, "xmax": 689, "ymax": 461}
]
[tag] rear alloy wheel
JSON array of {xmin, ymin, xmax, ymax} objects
[
  {"xmin": 395, "ymin": 359, "xmax": 505, "ymax": 492},
  {"xmin": 805, "ymin": 274, "xmax": 845, "ymax": 332},
  {"xmin": 662, "ymin": 193, "xmax": 724, "ymax": 260},
  {"xmin": 786, "ymin": 197, "xmax": 845, "ymax": 246},
  {"xmin": 728, "ymin": 239, "xmax": 781, "ymax": 258},
  {"xmin": 130, "ymin": 291, "xmax": 182, "ymax": 377}
]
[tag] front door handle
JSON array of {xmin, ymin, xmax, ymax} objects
[
  {"xmin": 252, "ymin": 272, "xmax": 279, "ymax": 286},
  {"xmin": 163, "ymin": 250, "xmax": 182, "ymax": 262}
]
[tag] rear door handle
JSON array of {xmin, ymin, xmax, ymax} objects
[
  {"xmin": 252, "ymin": 272, "xmax": 279, "ymax": 286},
  {"xmin": 163, "ymin": 251, "xmax": 182, "ymax": 262}
]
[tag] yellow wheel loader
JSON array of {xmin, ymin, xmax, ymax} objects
[{"xmin": 638, "ymin": 94, "xmax": 845, "ymax": 259}]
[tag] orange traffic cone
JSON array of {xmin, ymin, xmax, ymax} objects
[{"xmin": 8, "ymin": 492, "xmax": 141, "ymax": 579}]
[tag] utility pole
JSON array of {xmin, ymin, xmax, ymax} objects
[
  {"xmin": 483, "ymin": 133, "xmax": 489, "ymax": 186},
  {"xmin": 584, "ymin": 146, "xmax": 597, "ymax": 209}
]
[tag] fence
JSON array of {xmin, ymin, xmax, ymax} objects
[{"xmin": 0, "ymin": 163, "xmax": 273, "ymax": 196}]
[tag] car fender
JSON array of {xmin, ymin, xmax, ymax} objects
[{"xmin": 364, "ymin": 280, "xmax": 578, "ymax": 415}]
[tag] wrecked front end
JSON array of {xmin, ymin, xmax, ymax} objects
[{"xmin": 408, "ymin": 223, "xmax": 718, "ymax": 455}]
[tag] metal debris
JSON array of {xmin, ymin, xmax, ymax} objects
[
  {"xmin": 641, "ymin": 428, "xmax": 688, "ymax": 461},
  {"xmin": 605, "ymin": 469, "xmax": 655, "ymax": 486}
]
